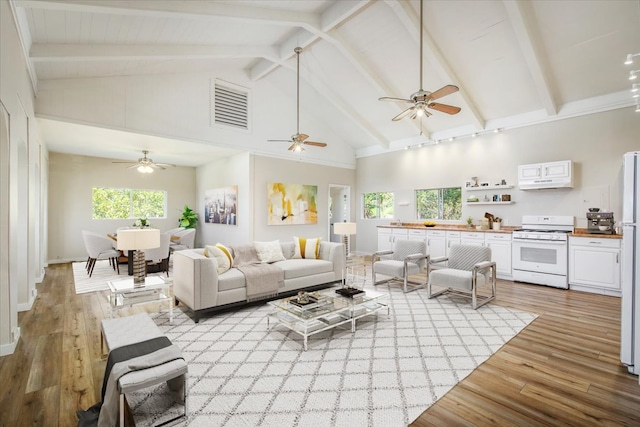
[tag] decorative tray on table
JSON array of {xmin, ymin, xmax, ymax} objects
[
  {"xmin": 288, "ymin": 295, "xmax": 329, "ymax": 310},
  {"xmin": 335, "ymin": 287, "xmax": 365, "ymax": 298}
]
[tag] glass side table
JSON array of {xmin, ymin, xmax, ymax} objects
[
  {"xmin": 108, "ymin": 275, "xmax": 173, "ymax": 323},
  {"xmin": 344, "ymin": 254, "xmax": 368, "ymax": 290}
]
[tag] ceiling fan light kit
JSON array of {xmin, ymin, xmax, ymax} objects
[
  {"xmin": 379, "ymin": 0, "xmax": 461, "ymax": 122},
  {"xmin": 267, "ymin": 47, "xmax": 328, "ymax": 152},
  {"xmin": 112, "ymin": 150, "xmax": 176, "ymax": 173}
]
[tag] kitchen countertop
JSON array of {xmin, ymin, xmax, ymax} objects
[
  {"xmin": 378, "ymin": 224, "xmax": 622, "ymax": 239},
  {"xmin": 377, "ymin": 223, "xmax": 516, "ymax": 234}
]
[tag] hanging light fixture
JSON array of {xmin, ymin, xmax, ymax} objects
[{"xmin": 626, "ymin": 53, "xmax": 640, "ymax": 65}]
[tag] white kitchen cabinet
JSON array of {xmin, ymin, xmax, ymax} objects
[
  {"xmin": 377, "ymin": 228, "xmax": 392, "ymax": 252},
  {"xmin": 446, "ymin": 231, "xmax": 461, "ymax": 256},
  {"xmin": 427, "ymin": 230, "xmax": 446, "ymax": 259},
  {"xmin": 408, "ymin": 229, "xmax": 427, "ymax": 243},
  {"xmin": 569, "ymin": 236, "xmax": 621, "ymax": 297},
  {"xmin": 461, "ymin": 232, "xmax": 485, "ymax": 246},
  {"xmin": 485, "ymin": 233, "xmax": 512, "ymax": 279},
  {"xmin": 518, "ymin": 160, "xmax": 573, "ymax": 189},
  {"xmin": 377, "ymin": 228, "xmax": 408, "ymax": 251}
]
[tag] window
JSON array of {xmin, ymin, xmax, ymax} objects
[
  {"xmin": 363, "ymin": 192, "xmax": 394, "ymax": 219},
  {"xmin": 416, "ymin": 187, "xmax": 462, "ymax": 220},
  {"xmin": 92, "ymin": 188, "xmax": 166, "ymax": 220}
]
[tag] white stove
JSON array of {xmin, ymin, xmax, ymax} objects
[{"xmin": 512, "ymin": 215, "xmax": 574, "ymax": 289}]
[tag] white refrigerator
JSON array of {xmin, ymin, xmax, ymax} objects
[{"xmin": 621, "ymin": 151, "xmax": 640, "ymax": 374}]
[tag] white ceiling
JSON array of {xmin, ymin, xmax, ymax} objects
[{"xmin": 10, "ymin": 0, "xmax": 640, "ymax": 166}]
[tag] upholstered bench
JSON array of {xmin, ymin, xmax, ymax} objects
[{"xmin": 100, "ymin": 313, "xmax": 188, "ymax": 426}]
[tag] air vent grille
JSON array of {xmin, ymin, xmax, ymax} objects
[{"xmin": 213, "ymin": 82, "xmax": 249, "ymax": 130}]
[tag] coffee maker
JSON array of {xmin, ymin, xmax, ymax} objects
[{"xmin": 587, "ymin": 211, "xmax": 615, "ymax": 234}]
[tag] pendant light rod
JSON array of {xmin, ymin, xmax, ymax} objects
[
  {"xmin": 295, "ymin": 46, "xmax": 302, "ymax": 135},
  {"xmin": 419, "ymin": 0, "xmax": 423, "ymax": 91}
]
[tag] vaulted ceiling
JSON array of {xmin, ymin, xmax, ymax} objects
[{"xmin": 10, "ymin": 0, "xmax": 640, "ymax": 167}]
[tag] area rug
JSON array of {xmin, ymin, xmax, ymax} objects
[
  {"xmin": 72, "ymin": 260, "xmax": 171, "ymax": 294},
  {"xmin": 127, "ymin": 284, "xmax": 537, "ymax": 426}
]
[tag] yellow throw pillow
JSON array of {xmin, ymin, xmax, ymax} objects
[
  {"xmin": 204, "ymin": 245, "xmax": 232, "ymax": 274},
  {"xmin": 215, "ymin": 243, "xmax": 234, "ymax": 267},
  {"xmin": 292, "ymin": 236, "xmax": 321, "ymax": 259}
]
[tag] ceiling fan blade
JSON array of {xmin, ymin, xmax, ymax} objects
[
  {"xmin": 392, "ymin": 106, "xmax": 416, "ymax": 121},
  {"xmin": 267, "ymin": 139, "xmax": 293, "ymax": 143},
  {"xmin": 303, "ymin": 141, "xmax": 327, "ymax": 147},
  {"xmin": 126, "ymin": 164, "xmax": 140, "ymax": 169},
  {"xmin": 112, "ymin": 161, "xmax": 137, "ymax": 164},
  {"xmin": 379, "ymin": 96, "xmax": 413, "ymax": 103},
  {"xmin": 287, "ymin": 143, "xmax": 297, "ymax": 151},
  {"xmin": 428, "ymin": 102, "xmax": 461, "ymax": 115},
  {"xmin": 155, "ymin": 162, "xmax": 176, "ymax": 168},
  {"xmin": 429, "ymin": 85, "xmax": 459, "ymax": 101},
  {"xmin": 297, "ymin": 133, "xmax": 309, "ymax": 142}
]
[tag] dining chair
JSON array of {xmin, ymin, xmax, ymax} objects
[
  {"xmin": 143, "ymin": 232, "xmax": 171, "ymax": 276},
  {"xmin": 82, "ymin": 230, "xmax": 120, "ymax": 277}
]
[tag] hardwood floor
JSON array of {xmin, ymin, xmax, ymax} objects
[{"xmin": 1, "ymin": 263, "xmax": 640, "ymax": 426}]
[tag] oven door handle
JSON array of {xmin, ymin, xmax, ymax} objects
[{"xmin": 513, "ymin": 239, "xmax": 567, "ymax": 245}]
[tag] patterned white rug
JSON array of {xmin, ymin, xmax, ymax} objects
[
  {"xmin": 127, "ymin": 284, "xmax": 536, "ymax": 426},
  {"xmin": 72, "ymin": 260, "xmax": 171, "ymax": 294}
]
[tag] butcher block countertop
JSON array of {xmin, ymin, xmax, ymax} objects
[
  {"xmin": 378, "ymin": 223, "xmax": 622, "ymax": 239},
  {"xmin": 571, "ymin": 228, "xmax": 622, "ymax": 239},
  {"xmin": 377, "ymin": 223, "xmax": 516, "ymax": 234}
]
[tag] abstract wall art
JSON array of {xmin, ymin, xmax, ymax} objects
[{"xmin": 267, "ymin": 182, "xmax": 318, "ymax": 225}]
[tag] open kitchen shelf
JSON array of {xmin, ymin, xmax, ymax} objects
[
  {"xmin": 466, "ymin": 201, "xmax": 514, "ymax": 205},
  {"xmin": 466, "ymin": 185, "xmax": 514, "ymax": 191}
]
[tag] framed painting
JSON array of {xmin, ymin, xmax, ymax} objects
[
  {"xmin": 268, "ymin": 182, "xmax": 318, "ymax": 225},
  {"xmin": 204, "ymin": 185, "xmax": 237, "ymax": 225}
]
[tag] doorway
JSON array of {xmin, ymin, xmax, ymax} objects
[{"xmin": 328, "ymin": 185, "xmax": 351, "ymax": 244}]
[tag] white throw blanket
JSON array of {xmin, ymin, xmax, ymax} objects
[{"xmin": 231, "ymin": 244, "xmax": 284, "ymax": 301}]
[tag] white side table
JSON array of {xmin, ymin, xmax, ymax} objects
[{"xmin": 108, "ymin": 275, "xmax": 173, "ymax": 323}]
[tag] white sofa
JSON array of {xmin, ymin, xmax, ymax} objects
[{"xmin": 173, "ymin": 241, "xmax": 345, "ymax": 322}]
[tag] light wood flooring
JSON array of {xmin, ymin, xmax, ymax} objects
[{"xmin": 1, "ymin": 263, "xmax": 640, "ymax": 426}]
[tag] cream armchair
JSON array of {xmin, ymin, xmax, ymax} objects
[
  {"xmin": 428, "ymin": 244, "xmax": 496, "ymax": 309},
  {"xmin": 372, "ymin": 239, "xmax": 429, "ymax": 292}
]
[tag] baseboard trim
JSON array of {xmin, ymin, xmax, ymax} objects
[
  {"xmin": 17, "ymin": 296, "xmax": 35, "ymax": 312},
  {"xmin": 0, "ymin": 327, "xmax": 20, "ymax": 356}
]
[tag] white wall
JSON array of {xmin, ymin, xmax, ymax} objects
[
  {"xmin": 196, "ymin": 152, "xmax": 253, "ymax": 247},
  {"xmin": 250, "ymin": 155, "xmax": 356, "ymax": 243},
  {"xmin": 0, "ymin": 0, "xmax": 44, "ymax": 354},
  {"xmin": 355, "ymin": 108, "xmax": 640, "ymax": 252},
  {"xmin": 47, "ymin": 152, "xmax": 196, "ymax": 262},
  {"xmin": 35, "ymin": 70, "xmax": 357, "ymax": 169}
]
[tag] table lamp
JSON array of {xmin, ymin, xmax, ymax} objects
[
  {"xmin": 117, "ymin": 228, "xmax": 161, "ymax": 285},
  {"xmin": 334, "ymin": 222, "xmax": 357, "ymax": 259}
]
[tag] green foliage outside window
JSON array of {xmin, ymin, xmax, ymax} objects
[
  {"xmin": 92, "ymin": 187, "xmax": 166, "ymax": 220},
  {"xmin": 363, "ymin": 192, "xmax": 394, "ymax": 219},
  {"xmin": 416, "ymin": 187, "xmax": 462, "ymax": 220}
]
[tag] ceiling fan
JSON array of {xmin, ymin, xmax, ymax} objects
[
  {"xmin": 112, "ymin": 150, "xmax": 175, "ymax": 173},
  {"xmin": 379, "ymin": 0, "xmax": 461, "ymax": 121},
  {"xmin": 267, "ymin": 47, "xmax": 327, "ymax": 152}
]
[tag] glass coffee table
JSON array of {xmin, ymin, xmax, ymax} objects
[
  {"xmin": 267, "ymin": 288, "xmax": 388, "ymax": 350},
  {"xmin": 108, "ymin": 275, "xmax": 173, "ymax": 323}
]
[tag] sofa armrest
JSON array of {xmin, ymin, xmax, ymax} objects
[
  {"xmin": 319, "ymin": 241, "xmax": 345, "ymax": 281},
  {"xmin": 173, "ymin": 249, "xmax": 219, "ymax": 310}
]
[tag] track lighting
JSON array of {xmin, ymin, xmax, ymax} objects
[
  {"xmin": 632, "ymin": 84, "xmax": 640, "ymax": 93},
  {"xmin": 629, "ymin": 70, "xmax": 640, "ymax": 80},
  {"xmin": 626, "ymin": 53, "xmax": 640, "ymax": 65},
  {"xmin": 635, "ymin": 103, "xmax": 640, "ymax": 113},
  {"xmin": 471, "ymin": 132, "xmax": 477, "ymax": 137}
]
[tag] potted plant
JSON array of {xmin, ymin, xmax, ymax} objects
[
  {"xmin": 466, "ymin": 216, "xmax": 474, "ymax": 228},
  {"xmin": 133, "ymin": 217, "xmax": 150, "ymax": 228},
  {"xmin": 178, "ymin": 205, "xmax": 198, "ymax": 229}
]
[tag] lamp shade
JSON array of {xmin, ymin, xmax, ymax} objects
[
  {"xmin": 334, "ymin": 222, "xmax": 357, "ymax": 235},
  {"xmin": 117, "ymin": 228, "xmax": 160, "ymax": 250}
]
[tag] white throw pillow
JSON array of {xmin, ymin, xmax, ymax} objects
[
  {"xmin": 254, "ymin": 240, "xmax": 286, "ymax": 263},
  {"xmin": 204, "ymin": 244, "xmax": 232, "ymax": 274},
  {"xmin": 292, "ymin": 236, "xmax": 321, "ymax": 259}
]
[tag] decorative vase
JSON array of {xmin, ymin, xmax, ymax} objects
[{"xmin": 493, "ymin": 222, "xmax": 502, "ymax": 231}]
